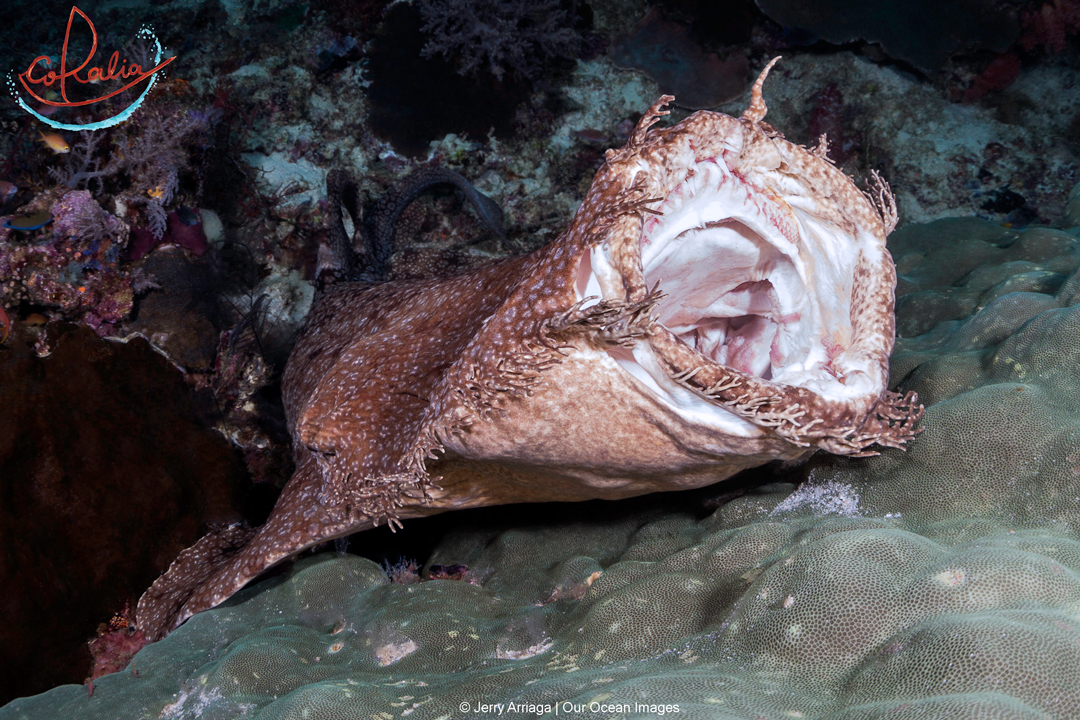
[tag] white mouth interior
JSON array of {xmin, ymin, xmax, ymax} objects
[{"xmin": 578, "ymin": 158, "xmax": 870, "ymax": 435}]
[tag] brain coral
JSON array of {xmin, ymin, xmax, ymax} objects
[{"xmin": 4, "ymin": 218, "xmax": 1080, "ymax": 718}]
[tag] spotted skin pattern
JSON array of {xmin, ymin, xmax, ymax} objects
[{"xmin": 137, "ymin": 60, "xmax": 921, "ymax": 641}]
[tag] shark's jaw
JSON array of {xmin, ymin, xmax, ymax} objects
[{"xmin": 576, "ymin": 123, "xmax": 898, "ymax": 441}]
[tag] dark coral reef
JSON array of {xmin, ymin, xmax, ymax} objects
[{"xmin": 0, "ymin": 323, "xmax": 255, "ymax": 703}]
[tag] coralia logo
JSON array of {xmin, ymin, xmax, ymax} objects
[{"xmin": 7, "ymin": 5, "xmax": 176, "ymax": 131}]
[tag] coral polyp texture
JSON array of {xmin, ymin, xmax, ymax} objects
[{"xmin": 6, "ymin": 216, "xmax": 1080, "ymax": 718}]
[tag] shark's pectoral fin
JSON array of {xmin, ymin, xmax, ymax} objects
[
  {"xmin": 136, "ymin": 457, "xmax": 372, "ymax": 641},
  {"xmin": 136, "ymin": 524, "xmax": 257, "ymax": 641}
]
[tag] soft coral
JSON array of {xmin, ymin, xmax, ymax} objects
[
  {"xmin": 417, "ymin": 0, "xmax": 579, "ymax": 80},
  {"xmin": 1021, "ymin": 0, "xmax": 1080, "ymax": 52}
]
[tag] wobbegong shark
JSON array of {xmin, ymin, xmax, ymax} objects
[{"xmin": 138, "ymin": 58, "xmax": 922, "ymax": 640}]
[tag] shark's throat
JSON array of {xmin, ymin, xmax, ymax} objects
[{"xmin": 578, "ymin": 155, "xmax": 880, "ymax": 435}]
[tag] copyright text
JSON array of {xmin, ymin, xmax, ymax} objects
[{"xmin": 459, "ymin": 700, "xmax": 681, "ymax": 715}]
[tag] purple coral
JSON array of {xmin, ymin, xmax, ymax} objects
[
  {"xmin": 112, "ymin": 110, "xmax": 193, "ymax": 205},
  {"xmin": 417, "ymin": 0, "xmax": 579, "ymax": 80},
  {"xmin": 49, "ymin": 104, "xmax": 218, "ymax": 241},
  {"xmin": 0, "ymin": 191, "xmax": 133, "ymax": 333},
  {"xmin": 52, "ymin": 190, "xmax": 126, "ymax": 246}
]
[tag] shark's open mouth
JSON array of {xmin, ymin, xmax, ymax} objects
[
  {"xmin": 576, "ymin": 155, "xmax": 881, "ymax": 436},
  {"xmin": 640, "ymin": 158, "xmax": 815, "ymax": 384}
]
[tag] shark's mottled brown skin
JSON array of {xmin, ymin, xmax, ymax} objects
[{"xmin": 138, "ymin": 60, "xmax": 922, "ymax": 641}]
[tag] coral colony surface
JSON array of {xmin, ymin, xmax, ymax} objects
[{"xmin": 3, "ymin": 0, "xmax": 1080, "ymax": 717}]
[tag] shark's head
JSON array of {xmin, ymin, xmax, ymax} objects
[{"xmin": 569, "ymin": 58, "xmax": 918, "ymax": 455}]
